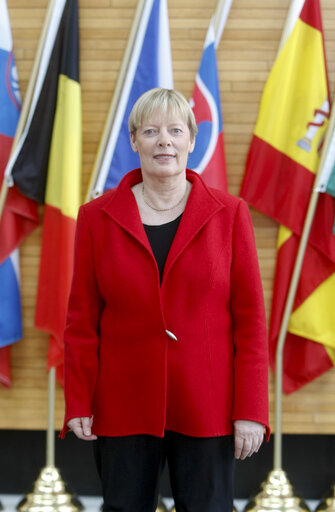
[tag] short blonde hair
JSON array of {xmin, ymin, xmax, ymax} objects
[{"xmin": 128, "ymin": 88, "xmax": 198, "ymax": 140}]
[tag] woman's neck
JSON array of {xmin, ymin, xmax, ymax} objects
[
  {"xmin": 131, "ymin": 176, "xmax": 191, "ymax": 226},
  {"xmin": 142, "ymin": 173, "xmax": 188, "ymax": 207}
]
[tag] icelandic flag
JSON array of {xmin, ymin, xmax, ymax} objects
[
  {"xmin": 0, "ymin": 0, "xmax": 22, "ymax": 384},
  {"xmin": 91, "ymin": 0, "xmax": 173, "ymax": 196},
  {"xmin": 187, "ymin": 19, "xmax": 227, "ymax": 192}
]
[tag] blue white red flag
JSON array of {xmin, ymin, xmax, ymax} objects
[
  {"xmin": 187, "ymin": 17, "xmax": 228, "ymax": 191},
  {"xmin": 0, "ymin": 251, "xmax": 22, "ymax": 347},
  {"xmin": 90, "ymin": 0, "xmax": 173, "ymax": 196},
  {"xmin": 0, "ymin": 4, "xmax": 39, "ymax": 265},
  {"xmin": 0, "ymin": 0, "xmax": 23, "ymax": 386}
]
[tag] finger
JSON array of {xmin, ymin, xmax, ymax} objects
[
  {"xmin": 235, "ymin": 435, "xmax": 251, "ymax": 460},
  {"xmin": 254, "ymin": 434, "xmax": 263, "ymax": 454},
  {"xmin": 240, "ymin": 437, "xmax": 252, "ymax": 460},
  {"xmin": 248, "ymin": 431, "xmax": 263, "ymax": 457},
  {"xmin": 72, "ymin": 423, "xmax": 97, "ymax": 441},
  {"xmin": 81, "ymin": 417, "xmax": 92, "ymax": 436},
  {"xmin": 74, "ymin": 430, "xmax": 97, "ymax": 441},
  {"xmin": 77, "ymin": 432, "xmax": 97, "ymax": 441},
  {"xmin": 234, "ymin": 435, "xmax": 244, "ymax": 459},
  {"xmin": 81, "ymin": 417, "xmax": 97, "ymax": 440},
  {"xmin": 67, "ymin": 418, "xmax": 97, "ymax": 441},
  {"xmin": 248, "ymin": 436, "xmax": 259, "ymax": 457}
]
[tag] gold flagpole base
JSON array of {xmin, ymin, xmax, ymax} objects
[
  {"xmin": 316, "ymin": 484, "xmax": 335, "ymax": 512},
  {"xmin": 16, "ymin": 465, "xmax": 83, "ymax": 512},
  {"xmin": 164, "ymin": 501, "xmax": 237, "ymax": 511},
  {"xmin": 156, "ymin": 497, "xmax": 168, "ymax": 512},
  {"xmin": 169, "ymin": 507, "xmax": 236, "ymax": 512},
  {"xmin": 243, "ymin": 469, "xmax": 310, "ymax": 512}
]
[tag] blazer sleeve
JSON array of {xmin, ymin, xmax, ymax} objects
[
  {"xmin": 230, "ymin": 199, "xmax": 270, "ymax": 440},
  {"xmin": 60, "ymin": 204, "xmax": 104, "ymax": 438}
]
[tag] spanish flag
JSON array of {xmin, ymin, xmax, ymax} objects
[
  {"xmin": 240, "ymin": 0, "xmax": 335, "ymax": 392},
  {"xmin": 34, "ymin": 0, "xmax": 81, "ymax": 386}
]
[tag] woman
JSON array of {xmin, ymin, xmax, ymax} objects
[{"xmin": 61, "ymin": 88, "xmax": 270, "ymax": 512}]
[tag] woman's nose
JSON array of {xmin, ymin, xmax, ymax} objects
[{"xmin": 157, "ymin": 129, "xmax": 171, "ymax": 146}]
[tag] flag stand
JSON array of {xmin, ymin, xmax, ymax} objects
[
  {"xmin": 243, "ymin": 99, "xmax": 335, "ymax": 512},
  {"xmin": 17, "ymin": 368, "xmax": 82, "ymax": 512},
  {"xmin": 315, "ymin": 484, "xmax": 335, "ymax": 512}
]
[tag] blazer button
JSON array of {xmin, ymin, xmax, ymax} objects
[{"xmin": 165, "ymin": 329, "xmax": 178, "ymax": 341}]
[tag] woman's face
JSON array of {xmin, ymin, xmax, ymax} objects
[{"xmin": 130, "ymin": 109, "xmax": 195, "ymax": 180}]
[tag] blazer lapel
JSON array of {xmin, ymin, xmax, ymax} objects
[
  {"xmin": 162, "ymin": 170, "xmax": 225, "ymax": 283},
  {"xmin": 101, "ymin": 169, "xmax": 153, "ymax": 254}
]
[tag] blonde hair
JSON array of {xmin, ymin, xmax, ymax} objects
[{"xmin": 128, "ymin": 88, "xmax": 198, "ymax": 139}]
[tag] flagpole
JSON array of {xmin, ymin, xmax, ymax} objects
[
  {"xmin": 46, "ymin": 367, "xmax": 56, "ymax": 467},
  {"xmin": 85, "ymin": 0, "xmax": 147, "ymax": 203},
  {"xmin": 17, "ymin": 367, "xmax": 83, "ymax": 512},
  {"xmin": 0, "ymin": 0, "xmax": 58, "ymax": 225},
  {"xmin": 276, "ymin": 0, "xmax": 305, "ymax": 58},
  {"xmin": 213, "ymin": 0, "xmax": 233, "ymax": 49}
]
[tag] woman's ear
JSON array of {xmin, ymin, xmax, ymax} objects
[
  {"xmin": 188, "ymin": 136, "xmax": 195, "ymax": 154},
  {"xmin": 130, "ymin": 133, "xmax": 138, "ymax": 152}
]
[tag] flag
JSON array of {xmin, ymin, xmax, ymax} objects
[
  {"xmin": 187, "ymin": 15, "xmax": 228, "ymax": 191},
  {"xmin": 317, "ymin": 119, "xmax": 335, "ymax": 198},
  {"xmin": 324, "ymin": 161, "xmax": 335, "ymax": 198},
  {"xmin": 0, "ymin": 5, "xmax": 39, "ymax": 265},
  {"xmin": 90, "ymin": 0, "xmax": 173, "ymax": 196},
  {"xmin": 240, "ymin": 0, "xmax": 335, "ymax": 392},
  {"xmin": 34, "ymin": 0, "xmax": 81, "ymax": 386},
  {"xmin": 0, "ymin": 251, "xmax": 22, "ymax": 386},
  {"xmin": 4, "ymin": 0, "xmax": 81, "ymax": 385},
  {"xmin": 0, "ymin": 0, "xmax": 23, "ymax": 386}
]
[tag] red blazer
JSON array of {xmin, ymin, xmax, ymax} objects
[{"xmin": 61, "ymin": 169, "xmax": 270, "ymax": 439}]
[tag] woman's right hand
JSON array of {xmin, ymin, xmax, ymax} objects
[{"xmin": 67, "ymin": 416, "xmax": 97, "ymax": 441}]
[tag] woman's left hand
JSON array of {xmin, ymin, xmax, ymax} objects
[{"xmin": 233, "ymin": 420, "xmax": 264, "ymax": 460}]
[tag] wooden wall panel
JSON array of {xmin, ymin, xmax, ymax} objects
[{"xmin": 1, "ymin": 0, "xmax": 335, "ymax": 433}]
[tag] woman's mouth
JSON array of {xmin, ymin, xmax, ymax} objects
[{"xmin": 154, "ymin": 154, "xmax": 175, "ymax": 159}]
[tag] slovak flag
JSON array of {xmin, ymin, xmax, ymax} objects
[
  {"xmin": 188, "ymin": 18, "xmax": 227, "ymax": 192},
  {"xmin": 0, "ymin": 0, "xmax": 23, "ymax": 386}
]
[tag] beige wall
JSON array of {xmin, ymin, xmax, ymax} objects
[{"xmin": 1, "ymin": 0, "xmax": 335, "ymax": 432}]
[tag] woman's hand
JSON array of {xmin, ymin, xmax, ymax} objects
[
  {"xmin": 233, "ymin": 420, "xmax": 264, "ymax": 459},
  {"xmin": 67, "ymin": 416, "xmax": 97, "ymax": 441}
]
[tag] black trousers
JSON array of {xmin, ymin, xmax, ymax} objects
[{"xmin": 93, "ymin": 431, "xmax": 235, "ymax": 512}]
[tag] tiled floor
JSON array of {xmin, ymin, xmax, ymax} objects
[{"xmin": 0, "ymin": 495, "xmax": 321, "ymax": 512}]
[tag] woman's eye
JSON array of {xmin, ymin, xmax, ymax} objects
[
  {"xmin": 172, "ymin": 128, "xmax": 182, "ymax": 134},
  {"xmin": 144, "ymin": 129, "xmax": 155, "ymax": 135}
]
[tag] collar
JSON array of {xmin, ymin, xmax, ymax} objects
[{"xmin": 102, "ymin": 168, "xmax": 225, "ymax": 279}]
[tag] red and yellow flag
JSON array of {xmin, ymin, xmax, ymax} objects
[
  {"xmin": 240, "ymin": 0, "xmax": 335, "ymax": 392},
  {"xmin": 34, "ymin": 0, "xmax": 81, "ymax": 385},
  {"xmin": 2, "ymin": 0, "xmax": 81, "ymax": 386}
]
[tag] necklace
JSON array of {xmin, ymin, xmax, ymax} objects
[{"xmin": 142, "ymin": 183, "xmax": 188, "ymax": 212}]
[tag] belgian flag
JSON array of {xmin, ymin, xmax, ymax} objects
[
  {"xmin": 240, "ymin": 0, "xmax": 335, "ymax": 392},
  {"xmin": 10, "ymin": 0, "xmax": 81, "ymax": 385}
]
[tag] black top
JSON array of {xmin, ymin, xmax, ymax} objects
[{"xmin": 143, "ymin": 214, "xmax": 183, "ymax": 282}]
